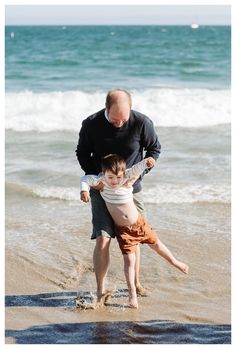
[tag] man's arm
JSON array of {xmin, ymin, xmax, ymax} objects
[
  {"xmin": 140, "ymin": 117, "xmax": 161, "ymax": 178},
  {"xmin": 142, "ymin": 117, "xmax": 161, "ymax": 160},
  {"xmin": 76, "ymin": 119, "xmax": 95, "ymax": 175}
]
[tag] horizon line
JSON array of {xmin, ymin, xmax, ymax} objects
[{"xmin": 5, "ymin": 23, "xmax": 231, "ymax": 26}]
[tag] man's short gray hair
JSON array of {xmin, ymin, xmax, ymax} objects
[{"xmin": 105, "ymin": 89, "xmax": 132, "ymax": 111}]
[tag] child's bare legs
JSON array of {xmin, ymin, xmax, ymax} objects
[
  {"xmin": 123, "ymin": 252, "xmax": 138, "ymax": 308},
  {"xmin": 134, "ymin": 245, "xmax": 140, "ymax": 289},
  {"xmin": 149, "ymin": 240, "xmax": 189, "ymax": 274},
  {"xmin": 134, "ymin": 245, "xmax": 148, "ymax": 296}
]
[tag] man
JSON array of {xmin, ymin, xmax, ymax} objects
[{"xmin": 76, "ymin": 89, "xmax": 161, "ymax": 305}]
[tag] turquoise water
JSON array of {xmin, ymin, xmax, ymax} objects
[
  {"xmin": 5, "ymin": 25, "xmax": 231, "ymax": 92},
  {"xmin": 5, "ymin": 25, "xmax": 231, "ymax": 131}
]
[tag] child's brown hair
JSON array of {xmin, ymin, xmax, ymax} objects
[{"xmin": 101, "ymin": 154, "xmax": 126, "ymax": 175}]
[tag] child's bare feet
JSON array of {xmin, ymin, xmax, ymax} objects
[
  {"xmin": 174, "ymin": 260, "xmax": 189, "ymax": 274},
  {"xmin": 129, "ymin": 290, "xmax": 139, "ymax": 309},
  {"xmin": 129, "ymin": 301, "xmax": 138, "ymax": 309}
]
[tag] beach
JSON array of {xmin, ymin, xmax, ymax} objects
[
  {"xmin": 5, "ymin": 25, "xmax": 231, "ymax": 344},
  {"xmin": 5, "ymin": 198, "xmax": 231, "ymax": 344}
]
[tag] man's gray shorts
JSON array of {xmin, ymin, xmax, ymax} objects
[{"xmin": 90, "ymin": 187, "xmax": 145, "ymax": 240}]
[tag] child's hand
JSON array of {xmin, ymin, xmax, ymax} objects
[
  {"xmin": 145, "ymin": 157, "xmax": 156, "ymax": 168},
  {"xmin": 80, "ymin": 191, "xmax": 90, "ymax": 202},
  {"xmin": 92, "ymin": 182, "xmax": 104, "ymax": 192}
]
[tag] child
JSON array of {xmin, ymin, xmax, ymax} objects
[{"xmin": 80, "ymin": 154, "xmax": 189, "ymax": 308}]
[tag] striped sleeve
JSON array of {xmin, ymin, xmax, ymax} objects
[
  {"xmin": 125, "ymin": 159, "xmax": 148, "ymax": 179},
  {"xmin": 80, "ymin": 174, "xmax": 102, "ymax": 192}
]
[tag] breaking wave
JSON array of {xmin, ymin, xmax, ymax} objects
[{"xmin": 5, "ymin": 88, "xmax": 230, "ymax": 132}]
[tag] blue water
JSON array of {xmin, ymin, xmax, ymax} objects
[{"xmin": 5, "ymin": 25, "xmax": 231, "ymax": 92}]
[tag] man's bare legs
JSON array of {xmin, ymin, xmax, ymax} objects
[
  {"xmin": 93, "ymin": 236, "xmax": 111, "ymax": 303},
  {"xmin": 123, "ymin": 252, "xmax": 138, "ymax": 308},
  {"xmin": 149, "ymin": 240, "xmax": 189, "ymax": 274}
]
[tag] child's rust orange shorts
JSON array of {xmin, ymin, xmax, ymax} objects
[{"xmin": 115, "ymin": 214, "xmax": 158, "ymax": 254}]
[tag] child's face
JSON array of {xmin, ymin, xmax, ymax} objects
[{"xmin": 103, "ymin": 170, "xmax": 124, "ymax": 188}]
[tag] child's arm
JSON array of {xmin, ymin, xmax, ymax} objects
[
  {"xmin": 125, "ymin": 157, "xmax": 155, "ymax": 180},
  {"xmin": 80, "ymin": 175, "xmax": 102, "ymax": 202}
]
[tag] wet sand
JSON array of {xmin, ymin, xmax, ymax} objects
[{"xmin": 5, "ymin": 202, "xmax": 231, "ymax": 344}]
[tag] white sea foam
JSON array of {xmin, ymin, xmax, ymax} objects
[
  {"xmin": 143, "ymin": 183, "xmax": 230, "ymax": 204},
  {"xmin": 30, "ymin": 183, "xmax": 230, "ymax": 204},
  {"xmin": 5, "ymin": 88, "xmax": 230, "ymax": 132},
  {"xmin": 33, "ymin": 186, "xmax": 82, "ymax": 202}
]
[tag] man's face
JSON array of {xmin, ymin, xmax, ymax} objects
[{"xmin": 108, "ymin": 103, "xmax": 130, "ymax": 128}]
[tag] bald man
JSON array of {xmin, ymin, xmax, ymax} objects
[{"xmin": 76, "ymin": 89, "xmax": 161, "ymax": 305}]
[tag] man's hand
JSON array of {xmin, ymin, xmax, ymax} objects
[
  {"xmin": 145, "ymin": 157, "xmax": 156, "ymax": 168},
  {"xmin": 80, "ymin": 191, "xmax": 90, "ymax": 202}
]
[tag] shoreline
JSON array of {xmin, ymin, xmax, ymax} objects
[{"xmin": 5, "ymin": 220, "xmax": 231, "ymax": 344}]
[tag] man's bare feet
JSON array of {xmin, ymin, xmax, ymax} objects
[
  {"xmin": 96, "ymin": 289, "xmax": 114, "ymax": 306},
  {"xmin": 136, "ymin": 285, "xmax": 150, "ymax": 297},
  {"xmin": 75, "ymin": 297, "xmax": 97, "ymax": 309},
  {"xmin": 174, "ymin": 260, "xmax": 189, "ymax": 274},
  {"xmin": 76, "ymin": 289, "xmax": 114, "ymax": 310}
]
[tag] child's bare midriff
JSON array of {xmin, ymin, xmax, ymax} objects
[{"xmin": 106, "ymin": 201, "xmax": 139, "ymax": 226}]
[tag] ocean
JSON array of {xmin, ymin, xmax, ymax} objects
[{"xmin": 5, "ymin": 25, "xmax": 231, "ymax": 344}]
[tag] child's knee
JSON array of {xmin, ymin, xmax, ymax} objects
[{"xmin": 123, "ymin": 252, "xmax": 135, "ymax": 266}]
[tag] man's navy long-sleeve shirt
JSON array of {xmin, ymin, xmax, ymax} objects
[{"xmin": 76, "ymin": 108, "xmax": 161, "ymax": 193}]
